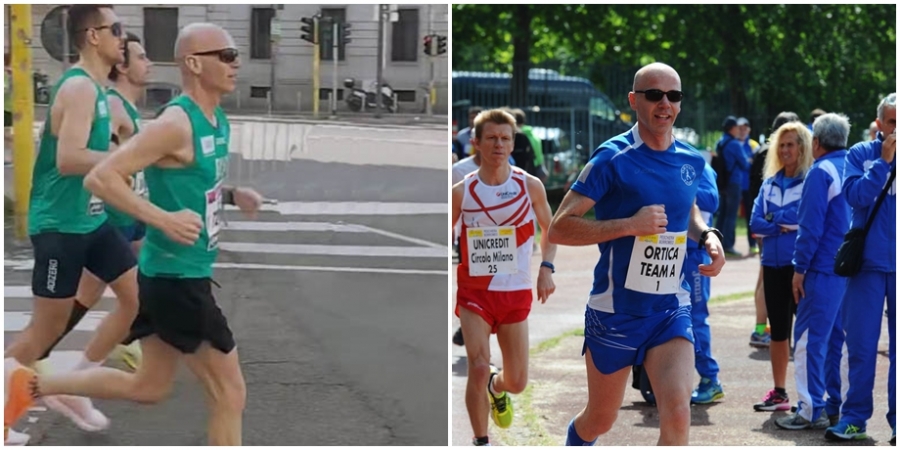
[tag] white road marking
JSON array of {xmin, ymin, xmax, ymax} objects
[
  {"xmin": 4, "ymin": 310, "xmax": 108, "ymax": 332},
  {"xmin": 225, "ymin": 201, "xmax": 446, "ymax": 216},
  {"xmin": 219, "ymin": 242, "xmax": 446, "ymax": 258},
  {"xmin": 222, "ymin": 221, "xmax": 445, "ymax": 248},
  {"xmin": 223, "ymin": 221, "xmax": 370, "ymax": 233},
  {"xmin": 358, "ymin": 225, "xmax": 446, "ymax": 249},
  {"xmin": 212, "ymin": 262, "xmax": 446, "ymax": 275}
]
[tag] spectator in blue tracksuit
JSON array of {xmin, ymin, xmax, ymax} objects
[
  {"xmin": 715, "ymin": 116, "xmax": 752, "ymax": 255},
  {"xmin": 777, "ymin": 113, "xmax": 852, "ymax": 431},
  {"xmin": 748, "ymin": 121, "xmax": 814, "ymax": 414},
  {"xmin": 686, "ymin": 161, "xmax": 723, "ymax": 404},
  {"xmin": 828, "ymin": 93, "xmax": 896, "ymax": 443}
]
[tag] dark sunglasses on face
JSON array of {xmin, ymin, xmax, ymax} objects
[
  {"xmin": 192, "ymin": 48, "xmax": 239, "ymax": 64},
  {"xmin": 634, "ymin": 89, "xmax": 684, "ymax": 103},
  {"xmin": 80, "ymin": 22, "xmax": 123, "ymax": 38}
]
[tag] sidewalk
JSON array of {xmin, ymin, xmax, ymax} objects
[{"xmin": 451, "ymin": 239, "xmax": 893, "ymax": 446}]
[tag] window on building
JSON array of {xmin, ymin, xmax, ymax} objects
[
  {"xmin": 251, "ymin": 8, "xmax": 275, "ymax": 60},
  {"xmin": 318, "ymin": 88, "xmax": 344, "ymax": 101},
  {"xmin": 391, "ymin": 8, "xmax": 418, "ymax": 62},
  {"xmin": 250, "ymin": 86, "xmax": 271, "ymax": 99},
  {"xmin": 395, "ymin": 90, "xmax": 417, "ymax": 102},
  {"xmin": 320, "ymin": 8, "xmax": 346, "ymax": 62},
  {"xmin": 143, "ymin": 8, "xmax": 178, "ymax": 63}
]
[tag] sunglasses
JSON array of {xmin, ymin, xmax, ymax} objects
[
  {"xmin": 634, "ymin": 89, "xmax": 684, "ymax": 103},
  {"xmin": 80, "ymin": 22, "xmax": 123, "ymax": 38},
  {"xmin": 192, "ymin": 48, "xmax": 239, "ymax": 64}
]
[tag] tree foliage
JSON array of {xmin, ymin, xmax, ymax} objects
[{"xmin": 453, "ymin": 4, "xmax": 896, "ymax": 136}]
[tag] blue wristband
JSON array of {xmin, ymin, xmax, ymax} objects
[{"xmin": 540, "ymin": 261, "xmax": 555, "ymax": 273}]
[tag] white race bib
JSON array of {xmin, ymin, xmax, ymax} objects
[
  {"xmin": 87, "ymin": 194, "xmax": 104, "ymax": 215},
  {"xmin": 467, "ymin": 226, "xmax": 517, "ymax": 276},
  {"xmin": 624, "ymin": 231, "xmax": 687, "ymax": 294},
  {"xmin": 132, "ymin": 171, "xmax": 147, "ymax": 198},
  {"xmin": 205, "ymin": 181, "xmax": 223, "ymax": 250}
]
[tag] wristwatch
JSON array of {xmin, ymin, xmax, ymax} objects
[
  {"xmin": 698, "ymin": 228, "xmax": 725, "ymax": 249},
  {"xmin": 540, "ymin": 261, "xmax": 555, "ymax": 273}
]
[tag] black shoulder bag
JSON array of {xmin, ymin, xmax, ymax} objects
[{"xmin": 833, "ymin": 167, "xmax": 896, "ymax": 277}]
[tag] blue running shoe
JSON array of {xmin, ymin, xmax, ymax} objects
[
  {"xmin": 825, "ymin": 421, "xmax": 868, "ymax": 441},
  {"xmin": 691, "ymin": 378, "xmax": 725, "ymax": 404},
  {"xmin": 749, "ymin": 330, "xmax": 771, "ymax": 348}
]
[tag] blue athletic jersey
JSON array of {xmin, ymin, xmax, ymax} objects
[
  {"xmin": 793, "ymin": 150, "xmax": 851, "ymax": 275},
  {"xmin": 570, "ymin": 126, "xmax": 706, "ymax": 316},
  {"xmin": 843, "ymin": 135, "xmax": 896, "ymax": 272},
  {"xmin": 686, "ymin": 162, "xmax": 718, "ymax": 267},
  {"xmin": 750, "ymin": 170, "xmax": 805, "ymax": 267}
]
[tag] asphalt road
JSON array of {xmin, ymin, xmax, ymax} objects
[{"xmin": 4, "ymin": 125, "xmax": 450, "ymax": 446}]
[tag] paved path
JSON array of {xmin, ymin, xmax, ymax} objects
[{"xmin": 452, "ymin": 238, "xmax": 893, "ymax": 446}]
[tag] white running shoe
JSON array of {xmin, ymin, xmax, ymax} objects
[
  {"xmin": 43, "ymin": 395, "xmax": 110, "ymax": 432},
  {"xmin": 4, "ymin": 429, "xmax": 30, "ymax": 445}
]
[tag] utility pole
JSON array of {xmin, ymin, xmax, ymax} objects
[
  {"xmin": 301, "ymin": 15, "xmax": 320, "ymax": 117},
  {"xmin": 269, "ymin": 5, "xmax": 280, "ymax": 114},
  {"xmin": 426, "ymin": 5, "xmax": 433, "ymax": 116},
  {"xmin": 10, "ymin": 4, "xmax": 34, "ymax": 240},
  {"xmin": 332, "ymin": 21, "xmax": 338, "ymax": 115},
  {"xmin": 375, "ymin": 5, "xmax": 386, "ymax": 118}
]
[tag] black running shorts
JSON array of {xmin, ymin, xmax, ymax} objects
[
  {"xmin": 30, "ymin": 221, "xmax": 137, "ymax": 298},
  {"xmin": 762, "ymin": 264, "xmax": 797, "ymax": 342},
  {"xmin": 127, "ymin": 273, "xmax": 235, "ymax": 354}
]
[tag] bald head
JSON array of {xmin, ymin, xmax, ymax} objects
[
  {"xmin": 174, "ymin": 23, "xmax": 234, "ymax": 59},
  {"xmin": 633, "ymin": 63, "xmax": 681, "ymax": 91}
]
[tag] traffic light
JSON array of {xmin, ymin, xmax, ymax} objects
[
  {"xmin": 437, "ymin": 35, "xmax": 447, "ymax": 55},
  {"xmin": 300, "ymin": 17, "xmax": 317, "ymax": 44},
  {"xmin": 340, "ymin": 22, "xmax": 352, "ymax": 45},
  {"xmin": 423, "ymin": 34, "xmax": 433, "ymax": 56}
]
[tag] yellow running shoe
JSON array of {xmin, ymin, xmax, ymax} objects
[
  {"xmin": 118, "ymin": 342, "xmax": 142, "ymax": 371},
  {"xmin": 487, "ymin": 365, "xmax": 513, "ymax": 429},
  {"xmin": 107, "ymin": 341, "xmax": 144, "ymax": 372}
]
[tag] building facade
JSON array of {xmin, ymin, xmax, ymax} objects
[{"xmin": 6, "ymin": 4, "xmax": 448, "ymax": 114}]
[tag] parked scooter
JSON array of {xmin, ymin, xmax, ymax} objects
[{"xmin": 343, "ymin": 78, "xmax": 397, "ymax": 113}]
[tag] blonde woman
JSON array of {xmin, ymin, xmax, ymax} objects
[{"xmin": 748, "ymin": 121, "xmax": 814, "ymax": 412}]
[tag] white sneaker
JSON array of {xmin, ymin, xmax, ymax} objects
[
  {"xmin": 4, "ymin": 429, "xmax": 30, "ymax": 445},
  {"xmin": 43, "ymin": 395, "xmax": 110, "ymax": 432}
]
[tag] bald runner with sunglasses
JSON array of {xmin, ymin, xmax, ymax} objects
[
  {"xmin": 5, "ymin": 23, "xmax": 262, "ymax": 445},
  {"xmin": 3, "ymin": 5, "xmax": 138, "ymax": 440},
  {"xmin": 548, "ymin": 63, "xmax": 727, "ymax": 446}
]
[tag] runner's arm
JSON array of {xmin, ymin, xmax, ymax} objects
[
  {"xmin": 451, "ymin": 181, "xmax": 464, "ymax": 234},
  {"xmin": 547, "ymin": 189, "xmax": 634, "ymax": 246},
  {"xmin": 690, "ymin": 201, "xmax": 726, "ymax": 276},
  {"xmin": 106, "ymin": 94, "xmax": 133, "ymax": 150},
  {"xmin": 84, "ymin": 107, "xmax": 192, "ymax": 229},
  {"xmin": 55, "ymin": 77, "xmax": 108, "ymax": 175},
  {"xmin": 527, "ymin": 176, "xmax": 556, "ymax": 264}
]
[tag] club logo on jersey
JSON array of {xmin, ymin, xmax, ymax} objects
[
  {"xmin": 201, "ymin": 136, "xmax": 215, "ymax": 156},
  {"xmin": 495, "ymin": 190, "xmax": 519, "ymax": 200},
  {"xmin": 680, "ymin": 164, "xmax": 697, "ymax": 186},
  {"xmin": 97, "ymin": 100, "xmax": 108, "ymax": 118}
]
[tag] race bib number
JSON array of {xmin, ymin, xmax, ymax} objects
[
  {"xmin": 132, "ymin": 171, "xmax": 147, "ymax": 198},
  {"xmin": 624, "ymin": 231, "xmax": 687, "ymax": 294},
  {"xmin": 467, "ymin": 226, "xmax": 516, "ymax": 276},
  {"xmin": 87, "ymin": 194, "xmax": 104, "ymax": 215},
  {"xmin": 205, "ymin": 182, "xmax": 223, "ymax": 250}
]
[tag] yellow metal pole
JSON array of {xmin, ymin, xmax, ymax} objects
[
  {"xmin": 11, "ymin": 4, "xmax": 34, "ymax": 240},
  {"xmin": 312, "ymin": 18, "xmax": 320, "ymax": 118}
]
